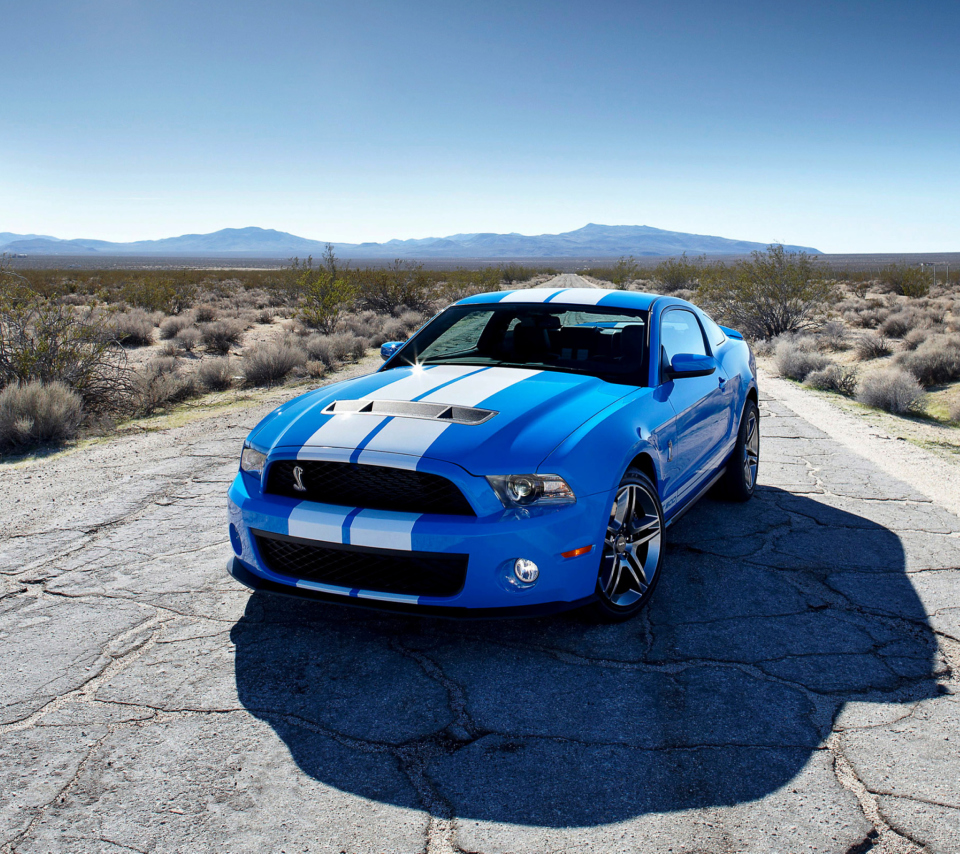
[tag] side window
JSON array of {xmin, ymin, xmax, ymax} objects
[
  {"xmin": 660, "ymin": 309, "xmax": 708, "ymax": 364},
  {"xmin": 699, "ymin": 312, "xmax": 726, "ymax": 349}
]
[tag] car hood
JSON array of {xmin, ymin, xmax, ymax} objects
[{"xmin": 249, "ymin": 364, "xmax": 634, "ymax": 474}]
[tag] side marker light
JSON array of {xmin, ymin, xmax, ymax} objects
[{"xmin": 561, "ymin": 545, "xmax": 594, "ymax": 559}]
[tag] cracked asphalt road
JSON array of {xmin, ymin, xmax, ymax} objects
[{"xmin": 2, "ymin": 367, "xmax": 959, "ymax": 853}]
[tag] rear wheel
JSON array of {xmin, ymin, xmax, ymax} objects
[
  {"xmin": 716, "ymin": 398, "xmax": 759, "ymax": 501},
  {"xmin": 589, "ymin": 469, "xmax": 664, "ymax": 622}
]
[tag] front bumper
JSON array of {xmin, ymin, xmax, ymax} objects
[{"xmin": 226, "ymin": 460, "xmax": 609, "ymax": 613}]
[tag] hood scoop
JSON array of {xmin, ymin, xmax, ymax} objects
[{"xmin": 322, "ymin": 399, "xmax": 497, "ymax": 426}]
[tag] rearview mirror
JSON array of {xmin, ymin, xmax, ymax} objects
[
  {"xmin": 664, "ymin": 353, "xmax": 716, "ymax": 381},
  {"xmin": 380, "ymin": 341, "xmax": 405, "ymax": 361}
]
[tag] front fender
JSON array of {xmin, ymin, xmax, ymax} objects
[{"xmin": 538, "ymin": 386, "xmax": 675, "ymax": 500}]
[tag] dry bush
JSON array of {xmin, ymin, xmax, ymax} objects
[
  {"xmin": 111, "ymin": 309, "xmax": 155, "ymax": 347},
  {"xmin": 949, "ymin": 397, "xmax": 960, "ymax": 424},
  {"xmin": 0, "ymin": 286, "xmax": 132, "ymax": 416},
  {"xmin": 879, "ymin": 311, "xmax": 917, "ymax": 339},
  {"xmin": 341, "ymin": 310, "xmax": 384, "ymax": 342},
  {"xmin": 651, "ymin": 254, "xmax": 705, "ymax": 292},
  {"xmin": 257, "ymin": 308, "xmax": 274, "ymax": 324},
  {"xmin": 159, "ymin": 314, "xmax": 194, "ymax": 340},
  {"xmin": 381, "ymin": 317, "xmax": 408, "ymax": 343},
  {"xmin": 895, "ymin": 334, "xmax": 960, "ymax": 386},
  {"xmin": 328, "ymin": 332, "xmax": 367, "ymax": 362},
  {"xmin": 803, "ymin": 364, "xmax": 858, "ymax": 396},
  {"xmin": 304, "ymin": 360, "xmax": 327, "ymax": 379},
  {"xmin": 856, "ymin": 368, "xmax": 923, "ymax": 414},
  {"xmin": 242, "ymin": 341, "xmax": 307, "ymax": 386},
  {"xmin": 198, "ymin": 357, "xmax": 233, "ymax": 391},
  {"xmin": 854, "ymin": 333, "xmax": 891, "ymax": 360},
  {"xmin": 303, "ymin": 334, "xmax": 337, "ymax": 367},
  {"xmin": 136, "ymin": 359, "xmax": 197, "ymax": 414},
  {"xmin": 902, "ymin": 327, "xmax": 933, "ymax": 351},
  {"xmin": 0, "ymin": 381, "xmax": 83, "ymax": 452},
  {"xmin": 880, "ymin": 264, "xmax": 930, "ymax": 298},
  {"xmin": 175, "ymin": 327, "xmax": 202, "ymax": 352},
  {"xmin": 200, "ymin": 320, "xmax": 243, "ymax": 355},
  {"xmin": 353, "ymin": 261, "xmax": 435, "ymax": 314},
  {"xmin": 194, "ymin": 304, "xmax": 218, "ymax": 323},
  {"xmin": 399, "ymin": 310, "xmax": 423, "ymax": 331},
  {"xmin": 818, "ymin": 320, "xmax": 850, "ymax": 351},
  {"xmin": 775, "ymin": 340, "xmax": 830, "ymax": 381}
]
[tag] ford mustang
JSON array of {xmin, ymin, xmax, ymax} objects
[{"xmin": 227, "ymin": 287, "xmax": 759, "ymax": 620}]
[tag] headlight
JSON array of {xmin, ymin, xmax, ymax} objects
[
  {"xmin": 486, "ymin": 474, "xmax": 575, "ymax": 508},
  {"xmin": 240, "ymin": 442, "xmax": 267, "ymax": 477}
]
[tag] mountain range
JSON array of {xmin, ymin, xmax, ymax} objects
[{"xmin": 0, "ymin": 224, "xmax": 820, "ymax": 258}]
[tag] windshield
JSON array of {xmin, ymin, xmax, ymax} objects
[{"xmin": 386, "ymin": 303, "xmax": 649, "ymax": 384}]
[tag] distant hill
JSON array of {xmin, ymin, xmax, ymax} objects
[{"xmin": 0, "ymin": 224, "xmax": 821, "ymax": 258}]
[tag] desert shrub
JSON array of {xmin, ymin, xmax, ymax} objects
[
  {"xmin": 258, "ymin": 308, "xmax": 274, "ymax": 324},
  {"xmin": 111, "ymin": 309, "xmax": 155, "ymax": 347},
  {"xmin": 775, "ymin": 340, "xmax": 830, "ymax": 381},
  {"xmin": 902, "ymin": 327, "xmax": 932, "ymax": 351},
  {"xmin": 855, "ymin": 333, "xmax": 891, "ymax": 360},
  {"xmin": 303, "ymin": 334, "xmax": 337, "ymax": 367},
  {"xmin": 198, "ymin": 357, "xmax": 233, "ymax": 391},
  {"xmin": 895, "ymin": 334, "xmax": 960, "ymax": 386},
  {"xmin": 856, "ymin": 368, "xmax": 923, "ymax": 414},
  {"xmin": 242, "ymin": 340, "xmax": 307, "ymax": 386},
  {"xmin": 399, "ymin": 310, "xmax": 423, "ymax": 331},
  {"xmin": 353, "ymin": 260, "xmax": 434, "ymax": 314},
  {"xmin": 327, "ymin": 332, "xmax": 367, "ymax": 362},
  {"xmin": 949, "ymin": 398, "xmax": 960, "ymax": 424},
  {"xmin": 194, "ymin": 303, "xmax": 218, "ymax": 323},
  {"xmin": 341, "ymin": 310, "xmax": 384, "ymax": 341},
  {"xmin": 880, "ymin": 264, "xmax": 930, "ymax": 298},
  {"xmin": 698, "ymin": 245, "xmax": 833, "ymax": 339},
  {"xmin": 158, "ymin": 341, "xmax": 179, "ymax": 357},
  {"xmin": 804, "ymin": 364, "xmax": 859, "ymax": 396},
  {"xmin": 818, "ymin": 320, "xmax": 850, "ymax": 351},
  {"xmin": 500, "ymin": 263, "xmax": 536, "ymax": 285},
  {"xmin": 651, "ymin": 254, "xmax": 704, "ymax": 292},
  {"xmin": 304, "ymin": 360, "xmax": 327, "ymax": 379},
  {"xmin": 159, "ymin": 314, "xmax": 193, "ymax": 340},
  {"xmin": 175, "ymin": 326, "xmax": 202, "ymax": 352},
  {"xmin": 136, "ymin": 359, "xmax": 197, "ymax": 414},
  {"xmin": 0, "ymin": 283, "xmax": 131, "ymax": 415},
  {"xmin": 380, "ymin": 317, "xmax": 407, "ymax": 344},
  {"xmin": 200, "ymin": 320, "xmax": 243, "ymax": 354},
  {"xmin": 0, "ymin": 381, "xmax": 83, "ymax": 452},
  {"xmin": 119, "ymin": 276, "xmax": 196, "ymax": 314},
  {"xmin": 879, "ymin": 311, "xmax": 916, "ymax": 339}
]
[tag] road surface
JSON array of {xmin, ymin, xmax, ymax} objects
[{"xmin": 2, "ymin": 354, "xmax": 959, "ymax": 853}]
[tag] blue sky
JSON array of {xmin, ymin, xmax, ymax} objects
[{"xmin": 3, "ymin": 0, "xmax": 958, "ymax": 252}]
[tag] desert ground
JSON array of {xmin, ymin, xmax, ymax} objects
[{"xmin": 1, "ymin": 275, "xmax": 959, "ymax": 853}]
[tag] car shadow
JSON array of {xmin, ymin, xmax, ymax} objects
[{"xmin": 230, "ymin": 485, "xmax": 941, "ymax": 826}]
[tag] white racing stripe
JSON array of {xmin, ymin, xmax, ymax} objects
[
  {"xmin": 498, "ymin": 288, "xmax": 611, "ymax": 305},
  {"xmin": 347, "ymin": 508, "xmax": 420, "ymax": 550},
  {"xmin": 286, "ymin": 502, "xmax": 352, "ymax": 542},
  {"xmin": 302, "ymin": 365, "xmax": 483, "ymax": 448},
  {"xmin": 356, "ymin": 367, "xmax": 541, "ymax": 461}
]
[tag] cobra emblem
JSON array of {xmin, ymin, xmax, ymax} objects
[{"xmin": 291, "ymin": 465, "xmax": 307, "ymax": 492}]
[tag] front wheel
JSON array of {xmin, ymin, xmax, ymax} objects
[{"xmin": 588, "ymin": 469, "xmax": 664, "ymax": 622}]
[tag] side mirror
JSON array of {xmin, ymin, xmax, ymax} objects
[
  {"xmin": 664, "ymin": 353, "xmax": 716, "ymax": 381},
  {"xmin": 380, "ymin": 341, "xmax": 405, "ymax": 361}
]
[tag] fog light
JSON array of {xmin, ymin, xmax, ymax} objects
[{"xmin": 513, "ymin": 558, "xmax": 539, "ymax": 583}]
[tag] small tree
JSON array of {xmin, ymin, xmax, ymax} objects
[
  {"xmin": 295, "ymin": 246, "xmax": 357, "ymax": 333},
  {"xmin": 698, "ymin": 244, "xmax": 833, "ymax": 339},
  {"xmin": 610, "ymin": 256, "xmax": 639, "ymax": 289},
  {"xmin": 879, "ymin": 263, "xmax": 930, "ymax": 298},
  {"xmin": 652, "ymin": 253, "xmax": 704, "ymax": 292}
]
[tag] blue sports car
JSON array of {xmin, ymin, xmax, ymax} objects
[{"xmin": 227, "ymin": 288, "xmax": 759, "ymax": 620}]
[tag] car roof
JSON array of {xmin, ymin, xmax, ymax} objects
[{"xmin": 454, "ymin": 288, "xmax": 662, "ymax": 311}]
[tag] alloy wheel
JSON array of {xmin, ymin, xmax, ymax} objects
[{"xmin": 598, "ymin": 483, "xmax": 663, "ymax": 608}]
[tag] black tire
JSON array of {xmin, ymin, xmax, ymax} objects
[
  {"xmin": 588, "ymin": 468, "xmax": 665, "ymax": 622},
  {"xmin": 716, "ymin": 398, "xmax": 760, "ymax": 502}
]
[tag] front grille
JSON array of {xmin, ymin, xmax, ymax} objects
[
  {"xmin": 253, "ymin": 530, "xmax": 468, "ymax": 598},
  {"xmin": 264, "ymin": 460, "xmax": 475, "ymax": 516}
]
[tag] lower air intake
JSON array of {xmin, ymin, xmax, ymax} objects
[{"xmin": 253, "ymin": 530, "xmax": 468, "ymax": 598}]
